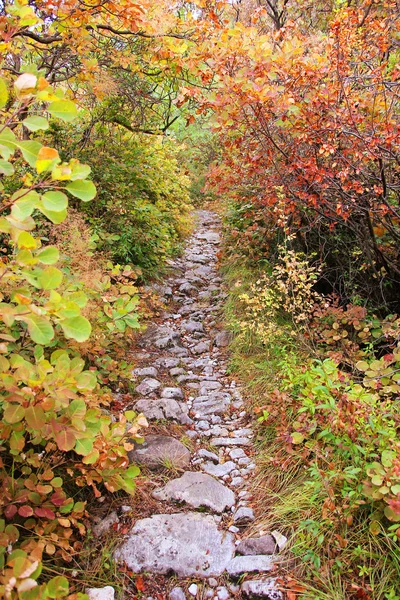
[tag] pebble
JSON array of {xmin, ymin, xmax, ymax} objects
[{"xmin": 188, "ymin": 584, "xmax": 198, "ymax": 596}]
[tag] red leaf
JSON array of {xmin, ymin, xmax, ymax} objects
[
  {"xmin": 18, "ymin": 505, "xmax": 34, "ymax": 518},
  {"xmin": 35, "ymin": 507, "xmax": 55, "ymax": 520},
  {"xmin": 4, "ymin": 504, "xmax": 17, "ymax": 519}
]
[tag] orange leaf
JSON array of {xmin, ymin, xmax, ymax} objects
[{"xmin": 37, "ymin": 147, "xmax": 59, "ymax": 160}]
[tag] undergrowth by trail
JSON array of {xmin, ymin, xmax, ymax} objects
[{"xmin": 221, "ymin": 253, "xmax": 400, "ymax": 600}]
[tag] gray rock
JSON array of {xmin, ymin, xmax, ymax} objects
[
  {"xmin": 170, "ymin": 367, "xmax": 185, "ymax": 376},
  {"xmin": 193, "ymin": 393, "xmax": 231, "ymax": 417},
  {"xmin": 214, "ymin": 331, "xmax": 232, "ymax": 348},
  {"xmin": 229, "ymin": 448, "xmax": 246, "ymax": 459},
  {"xmin": 141, "ymin": 325, "xmax": 180, "ymax": 349},
  {"xmin": 86, "ymin": 587, "xmax": 115, "ymax": 600},
  {"xmin": 153, "ymin": 471, "xmax": 235, "ymax": 513},
  {"xmin": 135, "ymin": 378, "xmax": 161, "ymax": 396},
  {"xmin": 133, "ymin": 367, "xmax": 158, "ymax": 377},
  {"xmin": 188, "ymin": 584, "xmax": 198, "ymax": 597},
  {"xmin": 237, "ymin": 535, "xmax": 277, "ymax": 556},
  {"xmin": 202, "ymin": 461, "xmax": 236, "ymax": 478},
  {"xmin": 197, "ymin": 449, "xmax": 219, "ymax": 463},
  {"xmin": 216, "ymin": 587, "xmax": 230, "ymax": 600},
  {"xmin": 199, "ymin": 381, "xmax": 222, "ymax": 391},
  {"xmin": 192, "ymin": 341, "xmax": 209, "ymax": 355},
  {"xmin": 114, "ymin": 512, "xmax": 235, "ymax": 577},
  {"xmin": 92, "ymin": 511, "xmax": 119, "ymax": 537},
  {"xmin": 211, "ymin": 438, "xmax": 250, "ymax": 447},
  {"xmin": 233, "ymin": 507, "xmax": 255, "ymax": 524},
  {"xmin": 169, "ymin": 588, "xmax": 186, "ymax": 600},
  {"xmin": 156, "ymin": 357, "xmax": 180, "ymax": 368},
  {"xmin": 182, "ymin": 321, "xmax": 204, "ymax": 333},
  {"xmin": 226, "ymin": 555, "xmax": 275, "ymax": 577},
  {"xmin": 241, "ymin": 579, "xmax": 283, "ymax": 599},
  {"xmin": 197, "ymin": 231, "xmax": 220, "ymax": 244},
  {"xmin": 230, "ymin": 477, "xmax": 245, "ymax": 488},
  {"xmin": 208, "ymin": 578, "xmax": 218, "ymax": 588},
  {"xmin": 161, "ymin": 387, "xmax": 184, "ymax": 400},
  {"xmin": 134, "ymin": 398, "xmax": 189, "ymax": 424},
  {"xmin": 129, "ymin": 435, "xmax": 190, "ymax": 470}
]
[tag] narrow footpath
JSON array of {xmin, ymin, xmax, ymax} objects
[{"xmin": 113, "ymin": 211, "xmax": 286, "ymax": 599}]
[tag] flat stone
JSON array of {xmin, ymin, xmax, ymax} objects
[
  {"xmin": 135, "ymin": 378, "xmax": 161, "ymax": 396},
  {"xmin": 233, "ymin": 507, "xmax": 255, "ymax": 524},
  {"xmin": 198, "ymin": 449, "xmax": 219, "ymax": 463},
  {"xmin": 114, "ymin": 512, "xmax": 235, "ymax": 577},
  {"xmin": 92, "ymin": 511, "xmax": 119, "ymax": 537},
  {"xmin": 86, "ymin": 587, "xmax": 115, "ymax": 600},
  {"xmin": 197, "ymin": 231, "xmax": 220, "ymax": 244},
  {"xmin": 135, "ymin": 398, "xmax": 189, "ymax": 424},
  {"xmin": 161, "ymin": 387, "xmax": 184, "ymax": 400},
  {"xmin": 133, "ymin": 367, "xmax": 158, "ymax": 377},
  {"xmin": 156, "ymin": 358, "xmax": 180, "ymax": 368},
  {"xmin": 182, "ymin": 321, "xmax": 204, "ymax": 333},
  {"xmin": 202, "ymin": 461, "xmax": 236, "ymax": 478},
  {"xmin": 214, "ymin": 331, "xmax": 232, "ymax": 347},
  {"xmin": 153, "ymin": 471, "xmax": 235, "ymax": 513},
  {"xmin": 199, "ymin": 380, "xmax": 222, "ymax": 391},
  {"xmin": 241, "ymin": 579, "xmax": 283, "ymax": 599},
  {"xmin": 216, "ymin": 587, "xmax": 230, "ymax": 600},
  {"xmin": 229, "ymin": 448, "xmax": 246, "ymax": 459},
  {"xmin": 129, "ymin": 435, "xmax": 190, "ymax": 470},
  {"xmin": 211, "ymin": 437, "xmax": 250, "ymax": 447},
  {"xmin": 193, "ymin": 393, "xmax": 231, "ymax": 417},
  {"xmin": 169, "ymin": 588, "xmax": 186, "ymax": 600},
  {"xmin": 192, "ymin": 341, "xmax": 209, "ymax": 355},
  {"xmin": 226, "ymin": 555, "xmax": 275, "ymax": 577},
  {"xmin": 237, "ymin": 535, "xmax": 277, "ymax": 556},
  {"xmin": 141, "ymin": 325, "xmax": 180, "ymax": 349}
]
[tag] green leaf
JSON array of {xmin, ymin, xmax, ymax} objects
[
  {"xmin": 67, "ymin": 399, "xmax": 86, "ymax": 419},
  {"xmin": 46, "ymin": 575, "xmax": 69, "ymax": 599},
  {"xmin": 61, "ymin": 316, "xmax": 91, "ymax": 342},
  {"xmin": 3, "ymin": 404, "xmax": 25, "ymax": 424},
  {"xmin": 22, "ymin": 116, "xmax": 49, "ymax": 131},
  {"xmin": 70, "ymin": 162, "xmax": 91, "ymax": 181},
  {"xmin": 74, "ymin": 438, "xmax": 93, "ymax": 456},
  {"xmin": 36, "ymin": 246, "xmax": 60, "ymax": 265},
  {"xmin": 48, "ymin": 100, "xmax": 78, "ymax": 123},
  {"xmin": 11, "ymin": 191, "xmax": 40, "ymax": 221},
  {"xmin": 18, "ymin": 141, "xmax": 42, "ymax": 168},
  {"xmin": 41, "ymin": 191, "xmax": 68, "ymax": 212},
  {"xmin": 76, "ymin": 371, "xmax": 97, "ymax": 390},
  {"xmin": 291, "ymin": 432, "xmax": 305, "ymax": 444},
  {"xmin": 0, "ymin": 78, "xmax": 8, "ymax": 109},
  {"xmin": 0, "ymin": 159, "xmax": 14, "ymax": 175},
  {"xmin": 37, "ymin": 203, "xmax": 67, "ymax": 224},
  {"xmin": 66, "ymin": 180, "xmax": 96, "ymax": 202},
  {"xmin": 26, "ymin": 315, "xmax": 54, "ymax": 345},
  {"xmin": 38, "ymin": 266, "xmax": 63, "ymax": 290}
]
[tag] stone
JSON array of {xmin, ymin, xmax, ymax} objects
[
  {"xmin": 141, "ymin": 325, "xmax": 180, "ymax": 349},
  {"xmin": 197, "ymin": 231, "xmax": 220, "ymax": 244},
  {"xmin": 135, "ymin": 378, "xmax": 161, "ymax": 396},
  {"xmin": 152, "ymin": 471, "xmax": 235, "ymax": 513},
  {"xmin": 161, "ymin": 387, "xmax": 184, "ymax": 400},
  {"xmin": 229, "ymin": 448, "xmax": 246, "ymax": 459},
  {"xmin": 211, "ymin": 437, "xmax": 250, "ymax": 447},
  {"xmin": 237, "ymin": 535, "xmax": 277, "ymax": 556},
  {"xmin": 193, "ymin": 393, "xmax": 231, "ymax": 417},
  {"xmin": 129, "ymin": 435, "xmax": 190, "ymax": 470},
  {"xmin": 183, "ymin": 321, "xmax": 204, "ymax": 333},
  {"xmin": 170, "ymin": 367, "xmax": 185, "ymax": 376},
  {"xmin": 216, "ymin": 587, "xmax": 230, "ymax": 600},
  {"xmin": 199, "ymin": 381, "xmax": 222, "ymax": 392},
  {"xmin": 233, "ymin": 507, "xmax": 255, "ymax": 524},
  {"xmin": 214, "ymin": 331, "xmax": 232, "ymax": 348},
  {"xmin": 134, "ymin": 398, "xmax": 189, "ymax": 424},
  {"xmin": 197, "ymin": 449, "xmax": 219, "ymax": 463},
  {"xmin": 92, "ymin": 511, "xmax": 119, "ymax": 537},
  {"xmin": 114, "ymin": 512, "xmax": 235, "ymax": 577},
  {"xmin": 188, "ymin": 584, "xmax": 198, "ymax": 597},
  {"xmin": 241, "ymin": 579, "xmax": 283, "ymax": 599},
  {"xmin": 226, "ymin": 555, "xmax": 275, "ymax": 577},
  {"xmin": 133, "ymin": 367, "xmax": 158, "ymax": 377},
  {"xmin": 231, "ymin": 477, "xmax": 245, "ymax": 488},
  {"xmin": 208, "ymin": 578, "xmax": 218, "ymax": 588},
  {"xmin": 271, "ymin": 530, "xmax": 288, "ymax": 551},
  {"xmin": 86, "ymin": 586, "xmax": 115, "ymax": 600},
  {"xmin": 202, "ymin": 461, "xmax": 236, "ymax": 478},
  {"xmin": 169, "ymin": 589, "xmax": 186, "ymax": 600},
  {"xmin": 192, "ymin": 341, "xmax": 209, "ymax": 355},
  {"xmin": 157, "ymin": 357, "xmax": 180, "ymax": 368}
]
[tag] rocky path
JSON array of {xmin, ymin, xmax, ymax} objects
[{"xmin": 102, "ymin": 212, "xmax": 286, "ymax": 599}]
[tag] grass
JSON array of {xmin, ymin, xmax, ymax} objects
[{"xmin": 221, "ymin": 255, "xmax": 400, "ymax": 600}]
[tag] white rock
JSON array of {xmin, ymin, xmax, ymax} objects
[
  {"xmin": 188, "ymin": 583, "xmax": 198, "ymax": 596},
  {"xmin": 86, "ymin": 586, "xmax": 115, "ymax": 600}
]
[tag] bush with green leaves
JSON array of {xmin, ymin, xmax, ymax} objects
[{"xmin": 0, "ymin": 73, "xmax": 146, "ymax": 599}]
